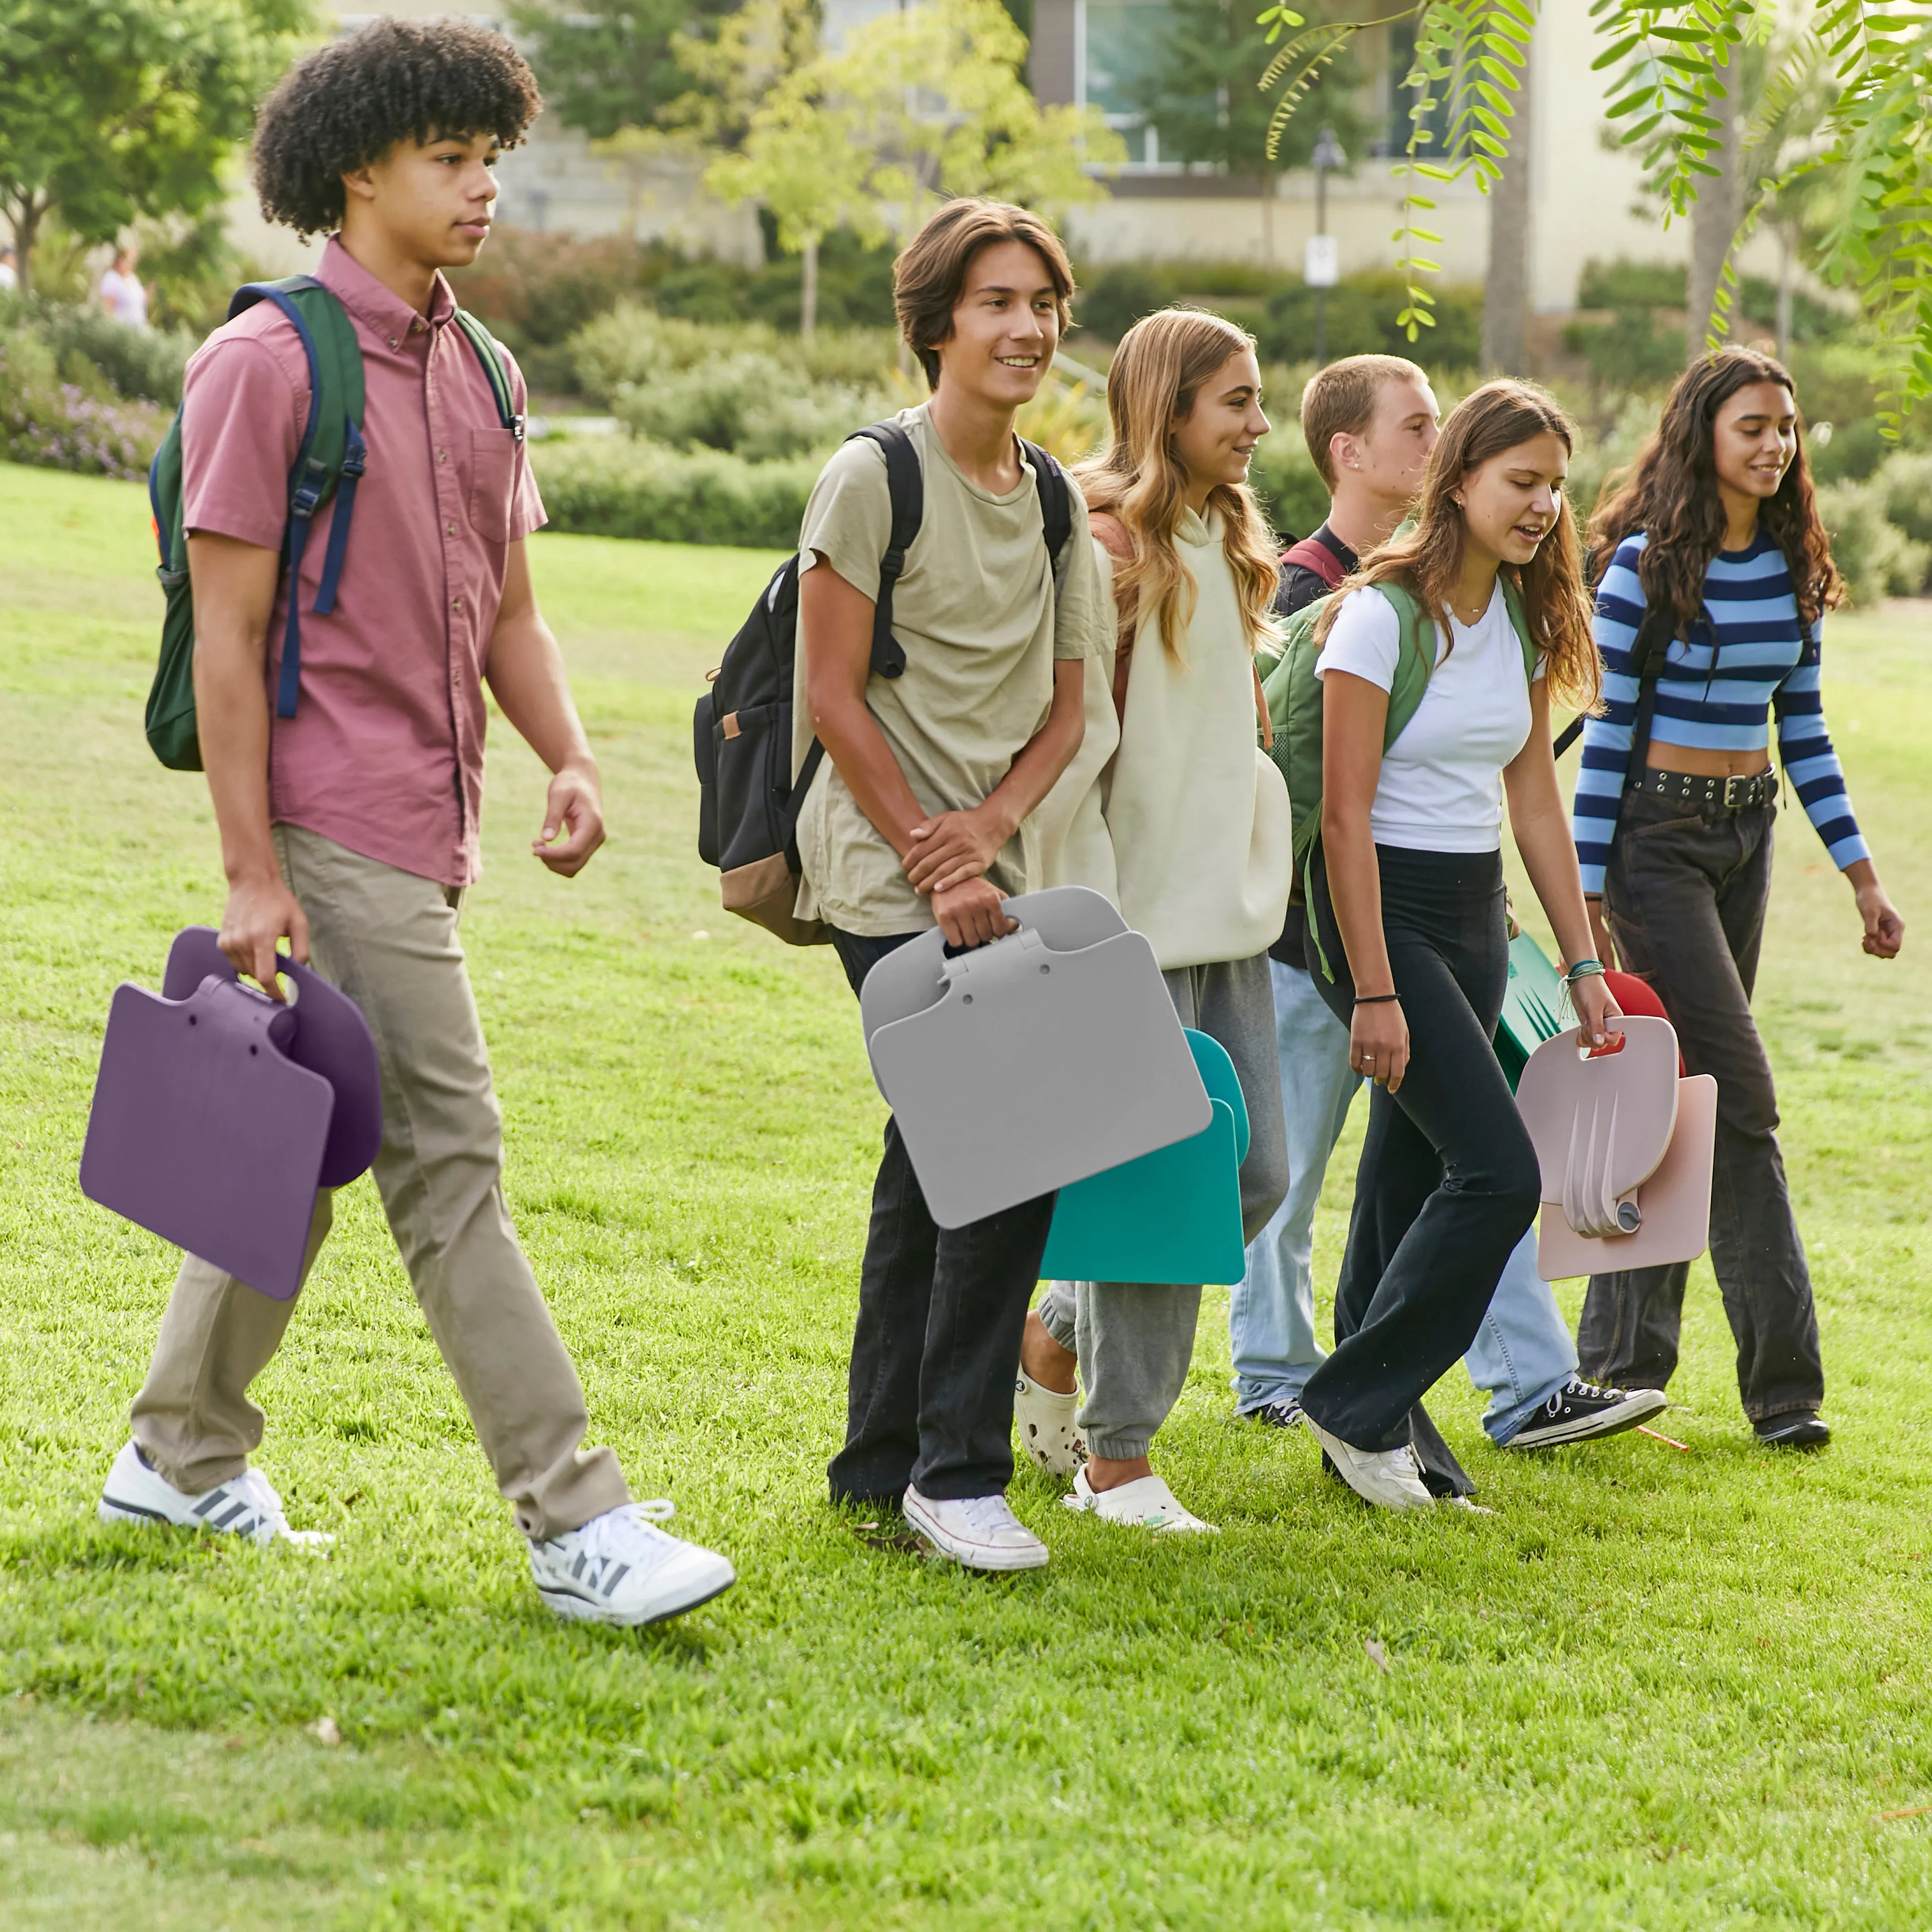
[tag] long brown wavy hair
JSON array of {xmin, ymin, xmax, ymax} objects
[
  {"xmin": 1314, "ymin": 379, "xmax": 1601, "ymax": 711},
  {"xmin": 1589, "ymin": 346, "xmax": 1841, "ymax": 635},
  {"xmin": 1074, "ymin": 308, "xmax": 1282, "ymax": 659}
]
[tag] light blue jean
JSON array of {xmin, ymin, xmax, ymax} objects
[{"xmin": 1229, "ymin": 956, "xmax": 1577, "ymax": 1445}]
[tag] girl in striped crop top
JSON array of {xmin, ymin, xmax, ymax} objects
[{"xmin": 1569, "ymin": 347, "xmax": 1904, "ymax": 1450}]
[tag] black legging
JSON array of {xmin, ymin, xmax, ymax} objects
[{"xmin": 1301, "ymin": 843, "xmax": 1543, "ymax": 1492}]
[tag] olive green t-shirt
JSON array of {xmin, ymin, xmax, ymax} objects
[{"xmin": 790, "ymin": 403, "xmax": 1108, "ymax": 936}]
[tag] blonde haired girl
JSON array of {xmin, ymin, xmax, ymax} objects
[{"xmin": 1022, "ymin": 309, "xmax": 1292, "ymax": 1532}]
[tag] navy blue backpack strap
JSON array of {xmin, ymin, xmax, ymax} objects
[
  {"xmin": 845, "ymin": 421, "xmax": 923, "ymax": 681},
  {"xmin": 226, "ymin": 276, "xmax": 366, "ymax": 721}
]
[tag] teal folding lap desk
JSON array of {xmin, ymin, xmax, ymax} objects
[
  {"xmin": 1494, "ymin": 932, "xmax": 1568, "ymax": 1091},
  {"xmin": 1039, "ymin": 1027, "xmax": 1250, "ymax": 1286}
]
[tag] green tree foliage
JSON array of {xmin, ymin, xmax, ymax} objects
[
  {"xmin": 0, "ymin": 0, "xmax": 306, "ymax": 295},
  {"xmin": 1127, "ymin": 0, "xmax": 1364, "ymax": 178},
  {"xmin": 509, "ymin": 0, "xmax": 739, "ymax": 142}
]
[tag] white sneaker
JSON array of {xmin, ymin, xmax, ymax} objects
[
  {"xmin": 1013, "ymin": 1370, "xmax": 1085, "ymax": 1477},
  {"xmin": 1063, "ymin": 1467, "xmax": 1219, "ymax": 1533},
  {"xmin": 903, "ymin": 1486, "xmax": 1049, "ymax": 1571},
  {"xmin": 528, "ymin": 1502, "xmax": 735, "ymax": 1627},
  {"xmin": 96, "ymin": 1439, "xmax": 333, "ymax": 1548},
  {"xmin": 1305, "ymin": 1419, "xmax": 1436, "ymax": 1511}
]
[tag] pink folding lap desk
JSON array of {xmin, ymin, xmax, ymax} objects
[
  {"xmin": 79, "ymin": 927, "xmax": 382, "ymax": 1301},
  {"xmin": 1514, "ymin": 1014, "xmax": 1716, "ymax": 1283}
]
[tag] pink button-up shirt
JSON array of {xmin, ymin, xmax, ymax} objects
[{"xmin": 181, "ymin": 237, "xmax": 544, "ymax": 887}]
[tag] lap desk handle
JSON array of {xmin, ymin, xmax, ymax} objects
[
  {"xmin": 860, "ymin": 886, "xmax": 1212, "ymax": 1230},
  {"xmin": 79, "ymin": 927, "xmax": 382, "ymax": 1301},
  {"xmin": 1513, "ymin": 1015, "xmax": 1716, "ymax": 1281}
]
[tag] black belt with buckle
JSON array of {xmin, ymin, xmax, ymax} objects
[{"xmin": 1634, "ymin": 765, "xmax": 1778, "ymax": 811}]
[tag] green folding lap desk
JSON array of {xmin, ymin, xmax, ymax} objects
[
  {"xmin": 1494, "ymin": 932, "xmax": 1568, "ymax": 1091},
  {"xmin": 1038, "ymin": 1028, "xmax": 1249, "ymax": 1286}
]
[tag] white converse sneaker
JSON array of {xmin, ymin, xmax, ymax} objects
[
  {"xmin": 1014, "ymin": 1370, "xmax": 1085, "ymax": 1477},
  {"xmin": 528, "ymin": 1502, "xmax": 735, "ymax": 1627},
  {"xmin": 1063, "ymin": 1467, "xmax": 1219, "ymax": 1533},
  {"xmin": 96, "ymin": 1439, "xmax": 333, "ymax": 1548},
  {"xmin": 903, "ymin": 1486, "xmax": 1049, "ymax": 1571},
  {"xmin": 1305, "ymin": 1419, "xmax": 1436, "ymax": 1511}
]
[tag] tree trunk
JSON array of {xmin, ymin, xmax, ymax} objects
[
  {"xmin": 10, "ymin": 195, "xmax": 43, "ymax": 296},
  {"xmin": 800, "ymin": 234, "xmax": 819, "ymax": 343},
  {"xmin": 1480, "ymin": 63, "xmax": 1533, "ymax": 376},
  {"xmin": 1686, "ymin": 70, "xmax": 1744, "ymax": 355},
  {"xmin": 1260, "ymin": 174, "xmax": 1275, "ymax": 268}
]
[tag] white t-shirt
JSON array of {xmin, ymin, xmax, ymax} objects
[
  {"xmin": 1315, "ymin": 582, "xmax": 1542, "ymax": 852},
  {"xmin": 99, "ymin": 267, "xmax": 148, "ymax": 330}
]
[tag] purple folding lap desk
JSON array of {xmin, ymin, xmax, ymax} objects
[{"xmin": 78, "ymin": 927, "xmax": 382, "ymax": 1301}]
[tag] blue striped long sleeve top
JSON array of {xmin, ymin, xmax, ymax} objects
[{"xmin": 1571, "ymin": 530, "xmax": 1869, "ymax": 895}]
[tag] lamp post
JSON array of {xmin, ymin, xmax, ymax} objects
[{"xmin": 1307, "ymin": 125, "xmax": 1347, "ymax": 365}]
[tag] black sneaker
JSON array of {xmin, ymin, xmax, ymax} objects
[
  {"xmin": 1505, "ymin": 1378, "xmax": 1668, "ymax": 1449},
  {"xmin": 1754, "ymin": 1412, "xmax": 1831, "ymax": 1449},
  {"xmin": 1239, "ymin": 1400, "xmax": 1304, "ymax": 1430}
]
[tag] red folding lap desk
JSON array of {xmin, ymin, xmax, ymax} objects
[{"xmin": 79, "ymin": 927, "xmax": 382, "ymax": 1301}]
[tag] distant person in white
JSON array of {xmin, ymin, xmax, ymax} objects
[
  {"xmin": 98, "ymin": 244, "xmax": 148, "ymax": 330},
  {"xmin": 0, "ymin": 246, "xmax": 17, "ymax": 293}
]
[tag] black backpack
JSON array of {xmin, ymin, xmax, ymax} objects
[{"xmin": 694, "ymin": 419, "xmax": 1073, "ymax": 946}]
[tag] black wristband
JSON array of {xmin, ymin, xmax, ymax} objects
[{"xmin": 1354, "ymin": 993, "xmax": 1402, "ymax": 1005}]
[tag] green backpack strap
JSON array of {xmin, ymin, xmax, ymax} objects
[{"xmin": 452, "ymin": 309, "xmax": 525, "ymax": 439}]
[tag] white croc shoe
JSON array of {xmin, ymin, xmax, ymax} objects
[
  {"xmin": 903, "ymin": 1487, "xmax": 1049, "ymax": 1572},
  {"xmin": 1305, "ymin": 1420, "xmax": 1436, "ymax": 1511},
  {"xmin": 1064, "ymin": 1468, "xmax": 1219, "ymax": 1533},
  {"xmin": 528, "ymin": 1502, "xmax": 735, "ymax": 1627},
  {"xmin": 97, "ymin": 1439, "xmax": 333, "ymax": 1548},
  {"xmin": 1014, "ymin": 1370, "xmax": 1085, "ymax": 1477}
]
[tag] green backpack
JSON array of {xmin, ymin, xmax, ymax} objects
[
  {"xmin": 1257, "ymin": 576, "xmax": 1537, "ymax": 977},
  {"xmin": 144, "ymin": 275, "xmax": 521, "ymax": 771}
]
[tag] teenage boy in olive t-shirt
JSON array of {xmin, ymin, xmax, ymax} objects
[{"xmin": 795, "ymin": 199, "xmax": 1106, "ymax": 1573}]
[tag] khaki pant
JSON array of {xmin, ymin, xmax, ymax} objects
[{"xmin": 129, "ymin": 825, "xmax": 630, "ymax": 1540}]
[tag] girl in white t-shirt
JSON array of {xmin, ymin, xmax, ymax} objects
[
  {"xmin": 1298, "ymin": 380, "xmax": 1622, "ymax": 1512},
  {"xmin": 1018, "ymin": 308, "xmax": 1293, "ymax": 1532},
  {"xmin": 99, "ymin": 245, "xmax": 148, "ymax": 331}
]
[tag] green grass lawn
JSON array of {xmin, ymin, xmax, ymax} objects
[{"xmin": 2, "ymin": 462, "xmax": 1930, "ymax": 1931}]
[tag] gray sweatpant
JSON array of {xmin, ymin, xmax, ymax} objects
[{"xmin": 1038, "ymin": 952, "xmax": 1289, "ymax": 1460}]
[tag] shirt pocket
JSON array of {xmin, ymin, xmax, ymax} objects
[{"xmin": 466, "ymin": 426, "xmax": 520, "ymax": 544}]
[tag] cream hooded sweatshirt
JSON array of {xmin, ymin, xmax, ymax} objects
[{"xmin": 1041, "ymin": 507, "xmax": 1291, "ymax": 969}]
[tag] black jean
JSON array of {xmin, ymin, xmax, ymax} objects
[
  {"xmin": 824, "ymin": 927, "xmax": 1056, "ymax": 1506},
  {"xmin": 1301, "ymin": 845, "xmax": 1543, "ymax": 1493},
  {"xmin": 1577, "ymin": 787, "xmax": 1825, "ymax": 1421}
]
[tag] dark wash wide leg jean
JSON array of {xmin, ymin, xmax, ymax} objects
[
  {"xmin": 1577, "ymin": 789, "xmax": 1825, "ymax": 1422},
  {"xmin": 1301, "ymin": 844, "xmax": 1543, "ymax": 1494},
  {"xmin": 823, "ymin": 927, "xmax": 1056, "ymax": 1507}
]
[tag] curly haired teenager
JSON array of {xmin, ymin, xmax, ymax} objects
[
  {"xmin": 96, "ymin": 20, "xmax": 736, "ymax": 1626},
  {"xmin": 1573, "ymin": 347, "xmax": 1904, "ymax": 1448},
  {"xmin": 1301, "ymin": 382, "xmax": 1621, "ymax": 1510}
]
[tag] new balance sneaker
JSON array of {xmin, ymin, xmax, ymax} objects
[
  {"xmin": 1755, "ymin": 1411, "xmax": 1832, "ymax": 1450},
  {"xmin": 528, "ymin": 1502, "xmax": 735, "ymax": 1626},
  {"xmin": 1505, "ymin": 1378, "xmax": 1669, "ymax": 1450},
  {"xmin": 903, "ymin": 1487, "xmax": 1049, "ymax": 1571},
  {"xmin": 1014, "ymin": 1369, "xmax": 1085, "ymax": 1477},
  {"xmin": 1239, "ymin": 1400, "xmax": 1304, "ymax": 1430},
  {"xmin": 96, "ymin": 1439, "xmax": 333, "ymax": 1548},
  {"xmin": 1064, "ymin": 1467, "xmax": 1218, "ymax": 1533},
  {"xmin": 1304, "ymin": 1419, "xmax": 1435, "ymax": 1511}
]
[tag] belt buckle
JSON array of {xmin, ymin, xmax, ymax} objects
[{"xmin": 1722, "ymin": 772, "xmax": 1754, "ymax": 809}]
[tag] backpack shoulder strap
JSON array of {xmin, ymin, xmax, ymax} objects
[
  {"xmin": 844, "ymin": 420, "xmax": 923, "ymax": 681},
  {"xmin": 1371, "ymin": 581, "xmax": 1437, "ymax": 751},
  {"xmin": 1018, "ymin": 437, "xmax": 1073, "ymax": 568},
  {"xmin": 452, "ymin": 308, "xmax": 525, "ymax": 440},
  {"xmin": 226, "ymin": 277, "xmax": 367, "ymax": 719},
  {"xmin": 1282, "ymin": 533, "xmax": 1348, "ymax": 589}
]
